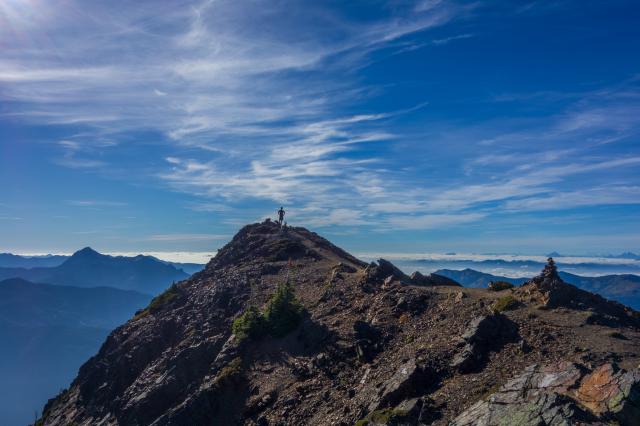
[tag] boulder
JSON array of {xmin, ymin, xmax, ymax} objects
[
  {"xmin": 377, "ymin": 259, "xmax": 409, "ymax": 282},
  {"xmin": 354, "ymin": 320, "xmax": 382, "ymax": 362},
  {"xmin": 361, "ymin": 259, "xmax": 410, "ymax": 291},
  {"xmin": 213, "ymin": 334, "xmax": 242, "ymax": 369},
  {"xmin": 452, "ymin": 362, "xmax": 640, "ymax": 426},
  {"xmin": 395, "ymin": 397, "xmax": 423, "ymax": 419},
  {"xmin": 354, "ymin": 320, "xmax": 382, "ymax": 342},
  {"xmin": 333, "ymin": 262, "xmax": 357, "ymax": 274},
  {"xmin": 575, "ymin": 363, "xmax": 640, "ymax": 423},
  {"xmin": 454, "ymin": 392, "xmax": 590, "ymax": 426},
  {"xmin": 369, "ymin": 359, "xmax": 429, "ymax": 412},
  {"xmin": 409, "ymin": 271, "xmax": 429, "ymax": 286},
  {"xmin": 393, "ymin": 292, "xmax": 429, "ymax": 316},
  {"xmin": 450, "ymin": 314, "xmax": 519, "ymax": 373}
]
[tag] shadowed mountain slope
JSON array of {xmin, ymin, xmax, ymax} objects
[
  {"xmin": 0, "ymin": 278, "xmax": 151, "ymax": 328},
  {"xmin": 0, "ymin": 278, "xmax": 152, "ymax": 426}
]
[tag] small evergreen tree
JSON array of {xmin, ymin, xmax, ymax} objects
[
  {"xmin": 232, "ymin": 306, "xmax": 268, "ymax": 340},
  {"xmin": 231, "ymin": 277, "xmax": 305, "ymax": 341},
  {"xmin": 264, "ymin": 279, "xmax": 305, "ymax": 337}
]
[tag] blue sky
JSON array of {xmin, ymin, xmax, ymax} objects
[{"xmin": 1, "ymin": 0, "xmax": 639, "ymax": 257}]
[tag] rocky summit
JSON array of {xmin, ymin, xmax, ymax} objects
[{"xmin": 38, "ymin": 222, "xmax": 640, "ymax": 426}]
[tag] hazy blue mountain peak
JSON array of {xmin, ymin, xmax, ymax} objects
[{"xmin": 72, "ymin": 247, "xmax": 101, "ymax": 258}]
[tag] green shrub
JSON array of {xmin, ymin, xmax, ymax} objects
[
  {"xmin": 232, "ymin": 279, "xmax": 305, "ymax": 340},
  {"xmin": 153, "ymin": 283, "xmax": 181, "ymax": 308},
  {"xmin": 488, "ymin": 280, "xmax": 514, "ymax": 291},
  {"xmin": 492, "ymin": 295, "xmax": 519, "ymax": 313},
  {"xmin": 232, "ymin": 306, "xmax": 268, "ymax": 339},
  {"xmin": 264, "ymin": 279, "xmax": 305, "ymax": 337},
  {"xmin": 135, "ymin": 283, "xmax": 181, "ymax": 320},
  {"xmin": 213, "ymin": 357, "xmax": 243, "ymax": 387}
]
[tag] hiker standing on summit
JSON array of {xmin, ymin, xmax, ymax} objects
[{"xmin": 277, "ymin": 206, "xmax": 285, "ymax": 226}]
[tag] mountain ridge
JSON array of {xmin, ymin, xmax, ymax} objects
[
  {"xmin": 0, "ymin": 250, "xmax": 205, "ymax": 275},
  {"xmin": 0, "ymin": 253, "xmax": 68, "ymax": 268},
  {"xmin": 37, "ymin": 222, "xmax": 640, "ymax": 425}
]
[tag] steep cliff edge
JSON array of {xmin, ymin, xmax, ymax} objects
[{"xmin": 38, "ymin": 222, "xmax": 640, "ymax": 425}]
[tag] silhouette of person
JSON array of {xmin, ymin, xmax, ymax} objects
[{"xmin": 277, "ymin": 206, "xmax": 285, "ymax": 225}]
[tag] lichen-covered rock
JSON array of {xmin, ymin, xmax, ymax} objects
[
  {"xmin": 453, "ymin": 392, "xmax": 591, "ymax": 426},
  {"xmin": 575, "ymin": 363, "xmax": 640, "ymax": 424},
  {"xmin": 452, "ymin": 362, "xmax": 640, "ymax": 426}
]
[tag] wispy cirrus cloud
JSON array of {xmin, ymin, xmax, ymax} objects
[
  {"xmin": 1, "ymin": 1, "xmax": 471, "ymax": 228},
  {"xmin": 2, "ymin": 0, "xmax": 640, "ymax": 239},
  {"xmin": 0, "ymin": 0, "xmax": 454, "ymax": 136},
  {"xmin": 429, "ymin": 156, "xmax": 640, "ymax": 212},
  {"xmin": 504, "ymin": 185, "xmax": 640, "ymax": 211}
]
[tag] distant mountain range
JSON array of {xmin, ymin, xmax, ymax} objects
[
  {"xmin": 0, "ymin": 247, "xmax": 193, "ymax": 295},
  {"xmin": 0, "ymin": 278, "xmax": 152, "ymax": 426},
  {"xmin": 0, "ymin": 253, "xmax": 68, "ymax": 268},
  {"xmin": 436, "ymin": 268, "xmax": 640, "ymax": 310},
  {"xmin": 398, "ymin": 256, "xmax": 640, "ymax": 278},
  {"xmin": 607, "ymin": 252, "xmax": 640, "ymax": 260},
  {"xmin": 546, "ymin": 251, "xmax": 640, "ymax": 260},
  {"xmin": 0, "ymin": 251, "xmax": 206, "ymax": 275}
]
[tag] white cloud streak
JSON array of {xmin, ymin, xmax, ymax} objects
[{"xmin": 2, "ymin": 0, "xmax": 639, "ymax": 233}]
